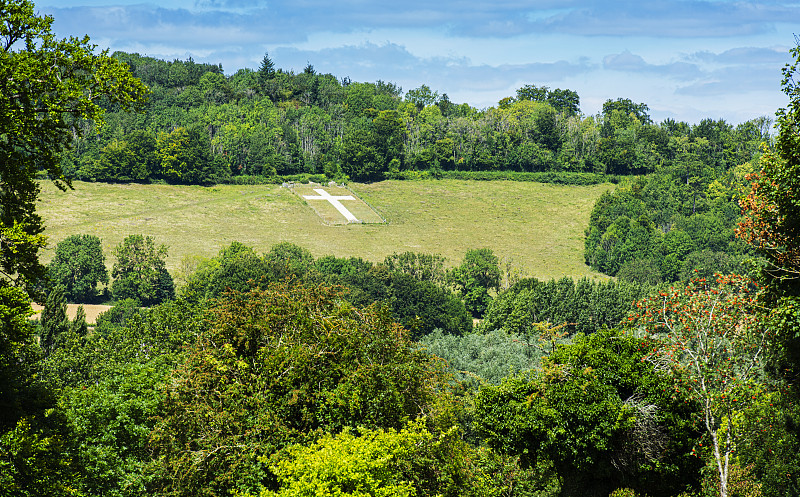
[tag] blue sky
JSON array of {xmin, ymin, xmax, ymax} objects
[{"xmin": 40, "ymin": 0, "xmax": 799, "ymax": 124}]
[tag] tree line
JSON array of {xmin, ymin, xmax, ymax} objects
[
  {"xmin": 57, "ymin": 52, "xmax": 769, "ymax": 184},
  {"xmin": 583, "ymin": 159, "xmax": 755, "ymax": 282}
]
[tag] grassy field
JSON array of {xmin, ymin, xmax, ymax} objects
[
  {"xmin": 30, "ymin": 303, "xmax": 111, "ymax": 324},
  {"xmin": 38, "ymin": 180, "xmax": 611, "ymax": 282}
]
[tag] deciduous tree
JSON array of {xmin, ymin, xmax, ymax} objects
[
  {"xmin": 737, "ymin": 42, "xmax": 800, "ymax": 385},
  {"xmin": 474, "ymin": 329, "xmax": 701, "ymax": 497},
  {"xmin": 150, "ymin": 282, "xmax": 444, "ymax": 496},
  {"xmin": 449, "ymin": 248, "xmax": 501, "ymax": 318},
  {"xmin": 0, "ymin": 0, "xmax": 148, "ymax": 296},
  {"xmin": 111, "ymin": 234, "xmax": 174, "ymax": 306},
  {"xmin": 48, "ymin": 234, "xmax": 108, "ymax": 302},
  {"xmin": 0, "ymin": 3, "xmax": 147, "ymax": 491},
  {"xmin": 633, "ymin": 274, "xmax": 768, "ymax": 497},
  {"xmin": 39, "ymin": 286, "xmax": 70, "ymax": 357}
]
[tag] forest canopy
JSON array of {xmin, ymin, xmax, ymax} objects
[{"xmin": 56, "ymin": 52, "xmax": 768, "ymax": 187}]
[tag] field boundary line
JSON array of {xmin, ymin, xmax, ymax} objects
[{"xmin": 342, "ymin": 183, "xmax": 387, "ymax": 224}]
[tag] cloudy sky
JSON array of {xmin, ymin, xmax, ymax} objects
[{"xmin": 40, "ymin": 0, "xmax": 799, "ymax": 124}]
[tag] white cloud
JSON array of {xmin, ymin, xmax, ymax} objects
[{"xmin": 39, "ymin": 1, "xmax": 799, "ymax": 122}]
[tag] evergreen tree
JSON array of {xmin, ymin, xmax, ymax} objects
[{"xmin": 39, "ymin": 287, "xmax": 70, "ymax": 357}]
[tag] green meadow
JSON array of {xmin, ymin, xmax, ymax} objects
[{"xmin": 38, "ymin": 180, "xmax": 611, "ymax": 281}]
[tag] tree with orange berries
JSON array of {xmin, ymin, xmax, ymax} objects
[
  {"xmin": 737, "ymin": 41, "xmax": 800, "ymax": 387},
  {"xmin": 633, "ymin": 274, "xmax": 768, "ymax": 497}
]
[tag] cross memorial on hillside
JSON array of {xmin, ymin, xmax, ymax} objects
[{"xmin": 303, "ymin": 188, "xmax": 360, "ymax": 223}]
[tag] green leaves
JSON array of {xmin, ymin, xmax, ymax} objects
[
  {"xmin": 474, "ymin": 330, "xmax": 701, "ymax": 497},
  {"xmin": 448, "ymin": 248, "xmax": 501, "ymax": 318},
  {"xmin": 48, "ymin": 234, "xmax": 108, "ymax": 302},
  {"xmin": 111, "ymin": 234, "xmax": 174, "ymax": 306},
  {"xmin": 264, "ymin": 425, "xmax": 421, "ymax": 497},
  {"xmin": 1, "ymin": 0, "xmax": 148, "ymax": 297},
  {"xmin": 150, "ymin": 283, "xmax": 443, "ymax": 496}
]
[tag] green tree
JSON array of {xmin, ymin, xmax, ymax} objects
[
  {"xmin": 315, "ymin": 255, "xmax": 391, "ymax": 308},
  {"xmin": 516, "ymin": 84, "xmax": 580, "ymax": 116},
  {"xmin": 341, "ymin": 109, "xmax": 404, "ymax": 181},
  {"xmin": 449, "ymin": 248, "xmax": 501, "ymax": 318},
  {"xmin": 199, "ymin": 71, "xmax": 232, "ymax": 104},
  {"xmin": 256, "ymin": 420, "xmax": 496, "ymax": 497},
  {"xmin": 602, "ymin": 98, "xmax": 652, "ymax": 127},
  {"xmin": 124, "ymin": 129, "xmax": 158, "ymax": 181},
  {"xmin": 149, "ymin": 282, "xmax": 443, "ymax": 496},
  {"xmin": 111, "ymin": 234, "xmax": 174, "ymax": 306},
  {"xmin": 405, "ymin": 84, "xmax": 439, "ymax": 111},
  {"xmin": 389, "ymin": 272, "xmax": 473, "ymax": 338},
  {"xmin": 383, "ymin": 251, "xmax": 447, "ymax": 286},
  {"xmin": 547, "ymin": 88, "xmax": 581, "ymax": 116},
  {"xmin": 186, "ymin": 243, "xmax": 267, "ymax": 302},
  {"xmin": 737, "ymin": 41, "xmax": 800, "ymax": 387},
  {"xmin": 258, "ymin": 51, "xmax": 276, "ymax": 91},
  {"xmin": 94, "ymin": 139, "xmax": 136, "ymax": 182},
  {"xmin": 474, "ymin": 330, "xmax": 702, "ymax": 497},
  {"xmin": 262, "ymin": 241, "xmax": 315, "ymax": 282},
  {"xmin": 0, "ymin": 0, "xmax": 148, "ymax": 297},
  {"xmin": 516, "ymin": 84, "xmax": 550, "ymax": 103},
  {"xmin": 42, "ymin": 299, "xmax": 203, "ymax": 496},
  {"xmin": 263, "ymin": 423, "xmax": 425, "ymax": 497},
  {"xmin": 480, "ymin": 276, "xmax": 649, "ymax": 337},
  {"xmin": 156, "ymin": 125, "xmax": 218, "ymax": 184},
  {"xmin": 0, "ymin": 3, "xmax": 146, "ymax": 489},
  {"xmin": 48, "ymin": 234, "xmax": 109, "ymax": 302},
  {"xmin": 38, "ymin": 286, "xmax": 70, "ymax": 357},
  {"xmin": 616, "ymin": 258, "xmax": 663, "ymax": 285}
]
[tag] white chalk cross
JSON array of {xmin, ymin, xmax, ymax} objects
[{"xmin": 303, "ymin": 188, "xmax": 360, "ymax": 223}]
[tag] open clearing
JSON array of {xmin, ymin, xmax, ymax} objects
[
  {"xmin": 30, "ymin": 303, "xmax": 111, "ymax": 325},
  {"xmin": 38, "ymin": 180, "xmax": 611, "ymax": 281}
]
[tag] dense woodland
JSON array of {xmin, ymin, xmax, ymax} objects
[
  {"xmin": 3, "ymin": 2, "xmax": 800, "ymax": 496},
  {"xmin": 62, "ymin": 51, "xmax": 768, "ymax": 186}
]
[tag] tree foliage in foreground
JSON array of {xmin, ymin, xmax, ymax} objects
[
  {"xmin": 42, "ymin": 299, "xmax": 204, "ymax": 496},
  {"xmin": 0, "ymin": 1, "xmax": 148, "ymax": 494},
  {"xmin": 732, "ymin": 40, "xmax": 800, "ymax": 495},
  {"xmin": 150, "ymin": 282, "xmax": 446, "ymax": 496},
  {"xmin": 474, "ymin": 329, "xmax": 702, "ymax": 497},
  {"xmin": 633, "ymin": 274, "xmax": 767, "ymax": 497},
  {"xmin": 251, "ymin": 421, "xmax": 491, "ymax": 497},
  {"xmin": 0, "ymin": 0, "xmax": 148, "ymax": 296},
  {"xmin": 737, "ymin": 41, "xmax": 800, "ymax": 389}
]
